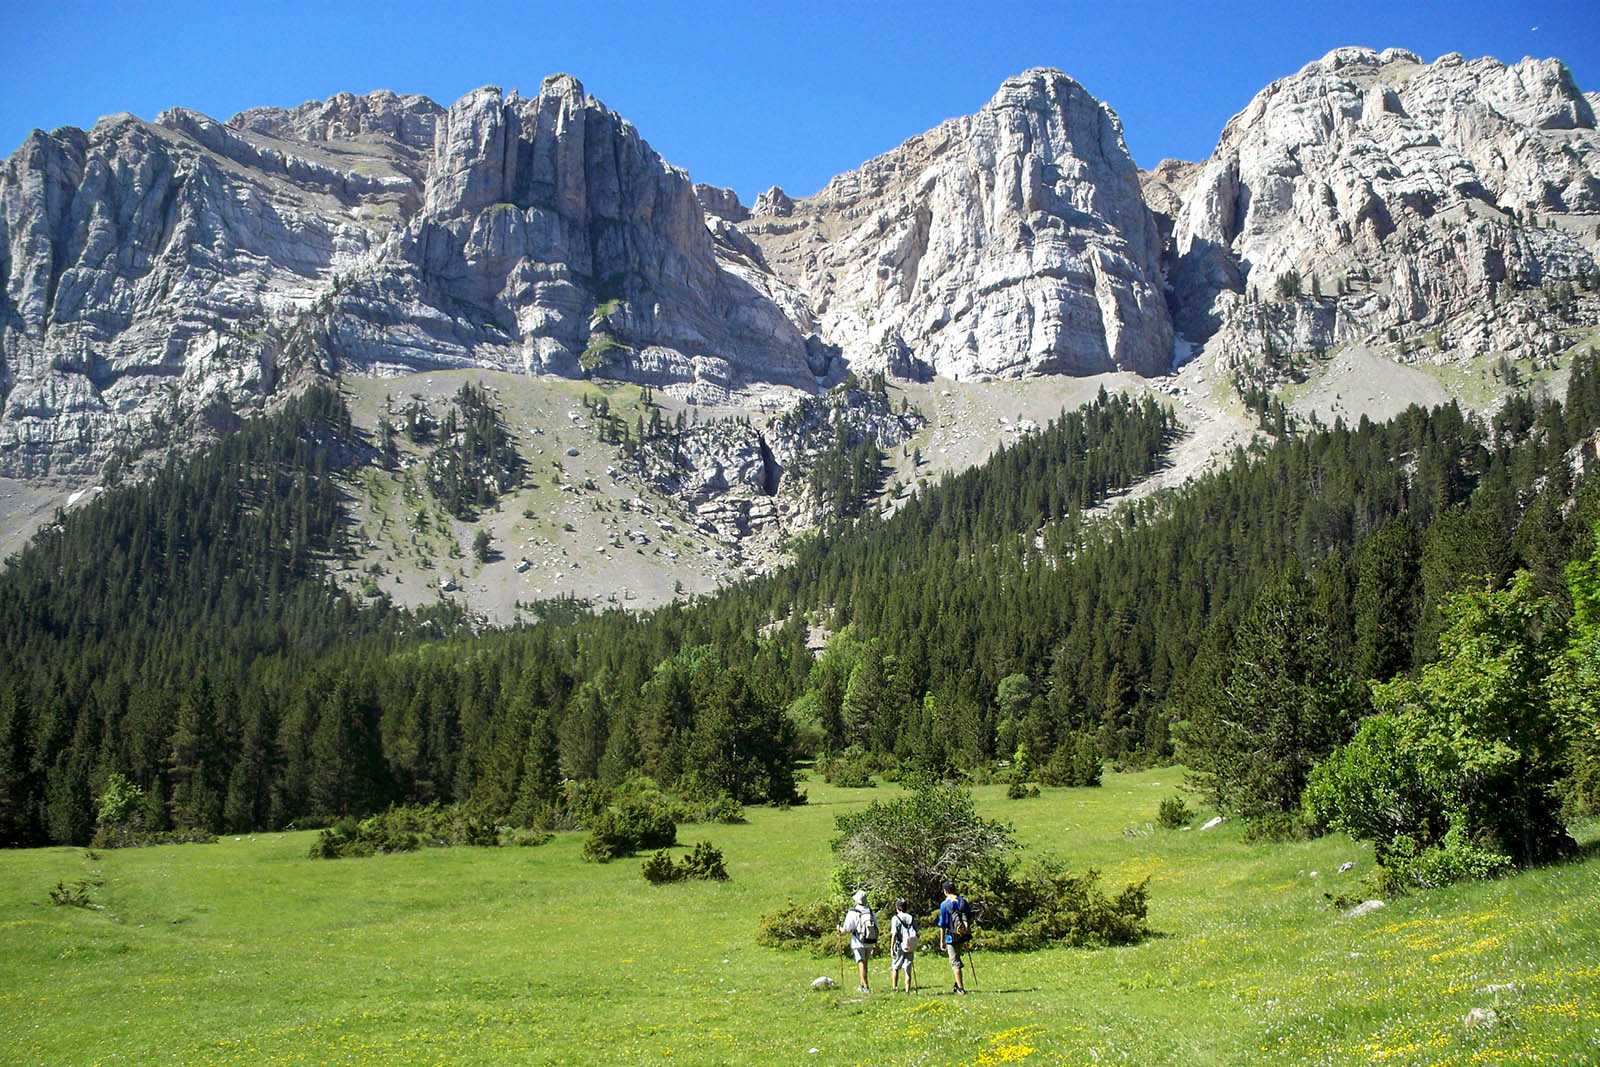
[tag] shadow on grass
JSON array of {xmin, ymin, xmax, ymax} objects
[
  {"xmin": 1566, "ymin": 814, "xmax": 1600, "ymax": 852},
  {"xmin": 1564, "ymin": 838, "xmax": 1600, "ymax": 865}
]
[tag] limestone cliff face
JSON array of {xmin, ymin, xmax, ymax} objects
[
  {"xmin": 741, "ymin": 69, "xmax": 1174, "ymax": 381},
  {"xmin": 0, "ymin": 78, "xmax": 823, "ymax": 478},
  {"xmin": 5, "ymin": 54, "xmax": 1598, "ymax": 485},
  {"xmin": 229, "ymin": 90, "xmax": 443, "ymax": 154},
  {"xmin": 322, "ymin": 76, "xmax": 822, "ymax": 395},
  {"xmin": 0, "ymin": 101, "xmax": 417, "ymax": 477},
  {"xmin": 1172, "ymin": 48, "xmax": 1599, "ymax": 352}
]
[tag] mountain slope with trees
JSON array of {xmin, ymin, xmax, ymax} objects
[{"xmin": 1, "ymin": 350, "xmax": 1597, "ymax": 879}]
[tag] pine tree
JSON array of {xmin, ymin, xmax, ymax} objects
[
  {"xmin": 511, "ymin": 710, "xmax": 562, "ymax": 825},
  {"xmin": 1179, "ymin": 568, "xmax": 1364, "ymax": 816},
  {"xmin": 1352, "ymin": 516, "xmax": 1421, "ymax": 682}
]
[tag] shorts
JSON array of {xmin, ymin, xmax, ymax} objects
[
  {"xmin": 891, "ymin": 947, "xmax": 913, "ymax": 972},
  {"xmin": 945, "ymin": 940, "xmax": 964, "ymax": 969},
  {"xmin": 851, "ymin": 945, "xmax": 873, "ymax": 963}
]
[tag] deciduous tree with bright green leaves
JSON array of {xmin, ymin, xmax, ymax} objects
[
  {"xmin": 1553, "ymin": 521, "xmax": 1600, "ymax": 817},
  {"xmin": 1307, "ymin": 569, "xmax": 1576, "ymax": 884}
]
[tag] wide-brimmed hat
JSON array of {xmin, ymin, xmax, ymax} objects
[{"xmin": 852, "ymin": 890, "xmax": 869, "ymax": 905}]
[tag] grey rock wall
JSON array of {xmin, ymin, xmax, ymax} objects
[
  {"xmin": 1172, "ymin": 47, "xmax": 1599, "ymax": 352},
  {"xmin": 741, "ymin": 69, "xmax": 1174, "ymax": 382}
]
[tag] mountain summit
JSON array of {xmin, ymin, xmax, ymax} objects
[
  {"xmin": 1170, "ymin": 47, "xmax": 1598, "ymax": 359},
  {"xmin": 739, "ymin": 68, "xmax": 1173, "ymax": 381}
]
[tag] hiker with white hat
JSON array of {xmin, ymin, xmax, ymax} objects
[{"xmin": 837, "ymin": 889, "xmax": 879, "ymax": 993}]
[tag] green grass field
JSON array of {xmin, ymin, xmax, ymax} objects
[{"xmin": 3, "ymin": 770, "xmax": 1596, "ymax": 1066}]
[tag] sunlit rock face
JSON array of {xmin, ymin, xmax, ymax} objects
[
  {"xmin": 0, "ymin": 77, "xmax": 821, "ymax": 477},
  {"xmin": 740, "ymin": 68, "xmax": 1174, "ymax": 382},
  {"xmin": 1171, "ymin": 48, "xmax": 1599, "ymax": 350}
]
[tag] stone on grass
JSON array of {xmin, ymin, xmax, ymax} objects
[
  {"xmin": 1344, "ymin": 899, "xmax": 1386, "ymax": 919},
  {"xmin": 811, "ymin": 976, "xmax": 836, "ymax": 990}
]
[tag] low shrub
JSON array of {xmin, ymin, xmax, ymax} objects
[
  {"xmin": 92, "ymin": 826, "xmax": 218, "ymax": 849},
  {"xmin": 1384, "ymin": 826, "xmax": 1512, "ymax": 890},
  {"xmin": 582, "ymin": 796, "xmax": 677, "ymax": 862},
  {"xmin": 680, "ymin": 840, "xmax": 729, "ymax": 880},
  {"xmin": 754, "ymin": 897, "xmax": 845, "ymax": 956},
  {"xmin": 1242, "ymin": 811, "xmax": 1316, "ymax": 843},
  {"xmin": 308, "ymin": 804, "xmax": 500, "ymax": 859},
  {"xmin": 690, "ymin": 795, "xmax": 747, "ymax": 824},
  {"xmin": 1007, "ymin": 779, "xmax": 1041, "ymax": 800},
  {"xmin": 831, "ymin": 763, "xmax": 875, "ymax": 788},
  {"xmin": 968, "ymin": 859, "xmax": 1150, "ymax": 951},
  {"xmin": 504, "ymin": 828, "xmax": 554, "ymax": 848},
  {"xmin": 642, "ymin": 841, "xmax": 730, "ymax": 884},
  {"xmin": 1156, "ymin": 796, "xmax": 1193, "ymax": 829},
  {"xmin": 49, "ymin": 879, "xmax": 102, "ymax": 909},
  {"xmin": 641, "ymin": 850, "xmax": 678, "ymax": 884},
  {"xmin": 821, "ymin": 747, "xmax": 882, "ymax": 788}
]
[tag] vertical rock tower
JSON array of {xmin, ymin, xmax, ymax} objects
[{"xmin": 741, "ymin": 68, "xmax": 1174, "ymax": 381}]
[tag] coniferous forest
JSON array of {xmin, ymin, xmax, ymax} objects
[{"xmin": 2, "ymin": 354, "xmax": 1598, "ymax": 887}]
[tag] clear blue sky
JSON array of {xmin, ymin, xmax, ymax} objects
[{"xmin": 3, "ymin": 1, "xmax": 1595, "ymax": 204}]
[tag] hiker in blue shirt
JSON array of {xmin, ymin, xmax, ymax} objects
[{"xmin": 936, "ymin": 880, "xmax": 973, "ymax": 995}]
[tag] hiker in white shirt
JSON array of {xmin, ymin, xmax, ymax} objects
[{"xmin": 838, "ymin": 889, "xmax": 877, "ymax": 993}]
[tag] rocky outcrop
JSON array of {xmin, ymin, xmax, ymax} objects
[
  {"xmin": 290, "ymin": 76, "xmax": 825, "ymax": 395},
  {"xmin": 628, "ymin": 383, "xmax": 924, "ymax": 537},
  {"xmin": 750, "ymin": 186, "xmax": 795, "ymax": 219},
  {"xmin": 0, "ymin": 110, "xmax": 406, "ymax": 477},
  {"xmin": 740, "ymin": 68, "xmax": 1174, "ymax": 382},
  {"xmin": 0, "ymin": 77, "xmax": 825, "ymax": 477},
  {"xmin": 229, "ymin": 90, "xmax": 443, "ymax": 153},
  {"xmin": 694, "ymin": 183, "xmax": 748, "ymax": 222},
  {"xmin": 1172, "ymin": 48, "xmax": 1599, "ymax": 349}
]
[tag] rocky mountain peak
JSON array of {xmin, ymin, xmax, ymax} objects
[
  {"xmin": 327, "ymin": 76, "xmax": 822, "ymax": 394},
  {"xmin": 693, "ymin": 184, "xmax": 748, "ymax": 222},
  {"xmin": 1170, "ymin": 47, "xmax": 1599, "ymax": 349},
  {"xmin": 739, "ymin": 65, "xmax": 1172, "ymax": 381}
]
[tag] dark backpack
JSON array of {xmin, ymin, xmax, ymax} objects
[
  {"xmin": 948, "ymin": 898, "xmax": 972, "ymax": 944},
  {"xmin": 859, "ymin": 906, "xmax": 879, "ymax": 945}
]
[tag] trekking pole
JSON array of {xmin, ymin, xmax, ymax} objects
[
  {"xmin": 966, "ymin": 924, "xmax": 977, "ymax": 989},
  {"xmin": 837, "ymin": 929, "xmax": 845, "ymax": 985}
]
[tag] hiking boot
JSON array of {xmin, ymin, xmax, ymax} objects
[
  {"xmin": 954, "ymin": 985, "xmax": 967, "ymax": 996},
  {"xmin": 857, "ymin": 984, "xmax": 870, "ymax": 994}
]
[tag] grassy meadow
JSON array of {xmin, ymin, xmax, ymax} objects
[{"xmin": 2, "ymin": 769, "xmax": 1596, "ymax": 1066}]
